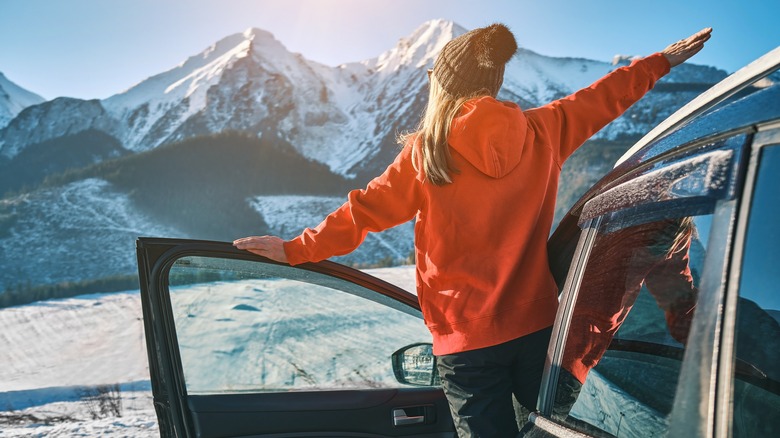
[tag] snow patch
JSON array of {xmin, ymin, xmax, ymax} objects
[{"xmin": 250, "ymin": 195, "xmax": 345, "ymax": 236}]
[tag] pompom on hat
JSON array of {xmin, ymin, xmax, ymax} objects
[{"xmin": 432, "ymin": 23, "xmax": 518, "ymax": 98}]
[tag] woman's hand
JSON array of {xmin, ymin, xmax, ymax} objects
[
  {"xmin": 233, "ymin": 235, "xmax": 289, "ymax": 263},
  {"xmin": 662, "ymin": 28, "xmax": 713, "ymax": 67}
]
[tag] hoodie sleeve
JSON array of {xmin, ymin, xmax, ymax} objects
[
  {"xmin": 525, "ymin": 53, "xmax": 671, "ymax": 164},
  {"xmin": 283, "ymin": 146, "xmax": 422, "ymax": 265}
]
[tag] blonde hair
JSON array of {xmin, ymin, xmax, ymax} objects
[
  {"xmin": 668, "ymin": 216, "xmax": 697, "ymax": 258},
  {"xmin": 401, "ymin": 74, "xmax": 492, "ymax": 186}
]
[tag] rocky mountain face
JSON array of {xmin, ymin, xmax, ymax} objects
[{"xmin": 0, "ymin": 19, "xmax": 731, "ymax": 296}]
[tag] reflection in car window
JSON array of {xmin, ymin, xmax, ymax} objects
[
  {"xmin": 552, "ymin": 213, "xmax": 711, "ymax": 437},
  {"xmin": 166, "ymin": 257, "xmax": 431, "ymax": 394},
  {"xmin": 733, "ymin": 144, "xmax": 780, "ymax": 437}
]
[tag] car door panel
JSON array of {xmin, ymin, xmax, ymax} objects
[
  {"xmin": 188, "ymin": 389, "xmax": 448, "ymax": 437},
  {"xmin": 136, "ymin": 238, "xmax": 453, "ymax": 437}
]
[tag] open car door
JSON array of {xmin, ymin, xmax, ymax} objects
[{"xmin": 136, "ymin": 238, "xmax": 453, "ymax": 437}]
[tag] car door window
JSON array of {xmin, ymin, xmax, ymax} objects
[
  {"xmin": 167, "ymin": 256, "xmax": 432, "ymax": 394},
  {"xmin": 732, "ymin": 143, "xmax": 780, "ymax": 437},
  {"xmin": 551, "ymin": 211, "xmax": 713, "ymax": 437}
]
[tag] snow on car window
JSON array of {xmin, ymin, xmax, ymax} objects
[{"xmin": 582, "ymin": 149, "xmax": 734, "ymax": 225}]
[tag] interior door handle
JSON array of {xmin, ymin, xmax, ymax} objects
[{"xmin": 393, "ymin": 408, "xmax": 425, "ymax": 426}]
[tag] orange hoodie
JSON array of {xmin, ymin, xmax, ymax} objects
[{"xmin": 284, "ymin": 53, "xmax": 671, "ymax": 355}]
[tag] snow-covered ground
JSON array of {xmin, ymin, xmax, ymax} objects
[{"xmin": 0, "ymin": 265, "xmax": 416, "ymax": 436}]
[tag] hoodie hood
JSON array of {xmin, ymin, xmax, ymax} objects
[{"xmin": 448, "ymin": 96, "xmax": 527, "ymax": 178}]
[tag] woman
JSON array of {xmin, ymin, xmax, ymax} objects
[{"xmin": 234, "ymin": 23, "xmax": 711, "ymax": 437}]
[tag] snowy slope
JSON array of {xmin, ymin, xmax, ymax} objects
[
  {"xmin": 0, "ymin": 292, "xmax": 149, "ymax": 393},
  {"xmin": 0, "ymin": 178, "xmax": 182, "ymax": 291},
  {"xmin": 0, "ymin": 266, "xmax": 415, "ymax": 393},
  {"xmin": 0, "ymin": 72, "xmax": 44, "ymax": 130},
  {"xmin": 0, "ymin": 266, "xmax": 416, "ymax": 435}
]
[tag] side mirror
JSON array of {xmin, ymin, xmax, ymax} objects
[{"xmin": 391, "ymin": 343, "xmax": 440, "ymax": 386}]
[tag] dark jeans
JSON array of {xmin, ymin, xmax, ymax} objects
[{"xmin": 436, "ymin": 327, "xmax": 552, "ymax": 438}]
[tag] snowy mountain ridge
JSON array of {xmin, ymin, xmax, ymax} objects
[{"xmin": 0, "ymin": 19, "xmax": 727, "ymax": 174}]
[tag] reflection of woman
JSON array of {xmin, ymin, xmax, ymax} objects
[
  {"xmin": 556, "ymin": 218, "xmax": 698, "ymax": 416},
  {"xmin": 235, "ymin": 25, "xmax": 711, "ymax": 437}
]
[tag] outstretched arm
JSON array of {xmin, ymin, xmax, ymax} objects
[
  {"xmin": 235, "ymin": 145, "xmax": 422, "ymax": 265},
  {"xmin": 526, "ymin": 28, "xmax": 712, "ymax": 163}
]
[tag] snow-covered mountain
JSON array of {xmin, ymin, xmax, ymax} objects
[
  {"xmin": 100, "ymin": 20, "xmax": 464, "ymax": 178},
  {"xmin": 0, "ymin": 19, "xmax": 730, "ymax": 294},
  {"xmin": 0, "ymin": 19, "xmax": 727, "ymax": 175},
  {"xmin": 0, "ymin": 21, "xmax": 461, "ymax": 175},
  {"xmin": 0, "ymin": 98, "xmax": 117, "ymax": 160},
  {"xmin": 0, "ymin": 72, "xmax": 45, "ymax": 130}
]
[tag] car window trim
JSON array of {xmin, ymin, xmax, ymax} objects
[
  {"xmin": 538, "ymin": 218, "xmax": 600, "ymax": 416},
  {"xmin": 715, "ymin": 125, "xmax": 780, "ymax": 437},
  {"xmin": 580, "ymin": 137, "xmax": 744, "ymax": 228}
]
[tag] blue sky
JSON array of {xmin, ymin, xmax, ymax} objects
[{"xmin": 1, "ymin": 0, "xmax": 778, "ymax": 100}]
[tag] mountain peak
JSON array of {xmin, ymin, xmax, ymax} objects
[
  {"xmin": 422, "ymin": 18, "xmax": 468, "ymax": 35},
  {"xmin": 0, "ymin": 71, "xmax": 46, "ymax": 129},
  {"xmin": 369, "ymin": 18, "xmax": 466, "ymax": 73},
  {"xmin": 241, "ymin": 27, "xmax": 290, "ymax": 53},
  {"xmin": 242, "ymin": 27, "xmax": 275, "ymax": 41}
]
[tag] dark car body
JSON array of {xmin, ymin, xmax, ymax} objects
[{"xmin": 137, "ymin": 47, "xmax": 780, "ymax": 437}]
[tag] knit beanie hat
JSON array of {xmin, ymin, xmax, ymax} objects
[{"xmin": 433, "ymin": 23, "xmax": 518, "ymax": 98}]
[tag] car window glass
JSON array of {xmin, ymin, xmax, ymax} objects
[
  {"xmin": 552, "ymin": 212, "xmax": 712, "ymax": 437},
  {"xmin": 732, "ymin": 143, "xmax": 780, "ymax": 437},
  {"xmin": 166, "ymin": 256, "xmax": 431, "ymax": 394}
]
